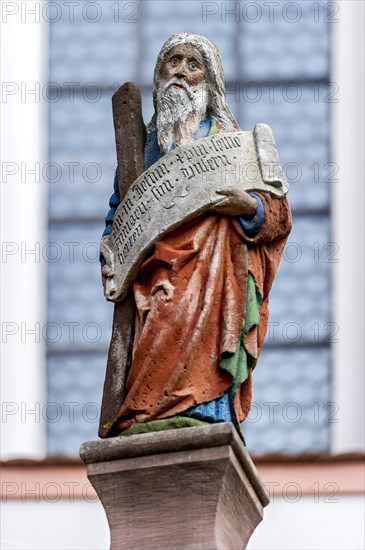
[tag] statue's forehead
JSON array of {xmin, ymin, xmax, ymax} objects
[{"xmin": 163, "ymin": 44, "xmax": 204, "ymax": 63}]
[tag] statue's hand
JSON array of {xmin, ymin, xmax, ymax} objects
[
  {"xmin": 211, "ymin": 189, "xmax": 258, "ymax": 217},
  {"xmin": 101, "ymin": 264, "xmax": 114, "ymax": 290}
]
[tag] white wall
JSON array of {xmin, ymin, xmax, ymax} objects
[
  {"xmin": 249, "ymin": 495, "xmax": 365, "ymax": 550},
  {"xmin": 331, "ymin": 0, "xmax": 365, "ymax": 452},
  {"xmin": 0, "ymin": 2, "xmax": 48, "ymax": 459},
  {"xmin": 0, "ymin": 500, "xmax": 109, "ymax": 550}
]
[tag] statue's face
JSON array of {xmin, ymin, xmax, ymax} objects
[{"xmin": 161, "ymin": 44, "xmax": 206, "ymax": 87}]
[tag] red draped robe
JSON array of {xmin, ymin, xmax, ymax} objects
[{"xmin": 109, "ymin": 190, "xmax": 292, "ymax": 433}]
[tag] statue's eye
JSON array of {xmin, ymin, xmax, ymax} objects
[
  {"xmin": 170, "ymin": 58, "xmax": 179, "ymax": 67},
  {"xmin": 189, "ymin": 62, "xmax": 198, "ymax": 70}
]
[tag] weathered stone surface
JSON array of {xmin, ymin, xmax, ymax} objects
[
  {"xmin": 80, "ymin": 423, "xmax": 269, "ymax": 550},
  {"xmin": 101, "ymin": 123, "xmax": 288, "ymax": 302},
  {"xmin": 112, "ymin": 82, "xmax": 146, "ymax": 197},
  {"xmin": 99, "ymin": 83, "xmax": 146, "ymax": 438},
  {"xmin": 98, "ymin": 295, "xmax": 135, "ymax": 438},
  {"xmin": 254, "ymin": 123, "xmax": 287, "ymax": 187}
]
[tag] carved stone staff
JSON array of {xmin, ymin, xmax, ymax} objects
[{"xmin": 98, "ymin": 83, "xmax": 146, "ymax": 438}]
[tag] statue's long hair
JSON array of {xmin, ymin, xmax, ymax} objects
[{"xmin": 147, "ymin": 33, "xmax": 239, "ymax": 133}]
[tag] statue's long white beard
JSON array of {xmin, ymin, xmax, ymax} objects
[{"xmin": 156, "ymin": 78, "xmax": 209, "ymax": 153}]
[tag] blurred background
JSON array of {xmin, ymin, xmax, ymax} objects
[{"xmin": 1, "ymin": 1, "xmax": 364, "ymax": 549}]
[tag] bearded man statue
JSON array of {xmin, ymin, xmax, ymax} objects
[{"xmin": 99, "ymin": 33, "xmax": 292, "ymax": 440}]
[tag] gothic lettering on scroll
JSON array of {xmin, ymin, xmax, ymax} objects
[
  {"xmin": 134, "ymin": 162, "xmax": 170, "ymax": 199},
  {"xmin": 180, "ymin": 154, "xmax": 231, "ymax": 180},
  {"xmin": 116, "ymin": 224, "xmax": 143, "ymax": 264}
]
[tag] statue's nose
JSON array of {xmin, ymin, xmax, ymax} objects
[
  {"xmin": 174, "ymin": 73, "xmax": 186, "ymax": 81},
  {"xmin": 174, "ymin": 68, "xmax": 187, "ymax": 79},
  {"xmin": 173, "ymin": 60, "xmax": 188, "ymax": 79}
]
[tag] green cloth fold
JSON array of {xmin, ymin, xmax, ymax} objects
[
  {"xmin": 219, "ymin": 272, "xmax": 263, "ymax": 435},
  {"xmin": 119, "ymin": 416, "xmax": 209, "ymax": 436}
]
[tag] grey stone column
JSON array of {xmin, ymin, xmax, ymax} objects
[{"xmin": 80, "ymin": 423, "xmax": 269, "ymax": 550}]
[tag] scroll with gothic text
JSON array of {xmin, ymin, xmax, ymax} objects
[{"xmin": 101, "ymin": 124, "xmax": 288, "ymax": 302}]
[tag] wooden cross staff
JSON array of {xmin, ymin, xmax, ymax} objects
[{"xmin": 98, "ymin": 83, "xmax": 146, "ymax": 438}]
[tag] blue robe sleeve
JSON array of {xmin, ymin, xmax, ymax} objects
[
  {"xmin": 238, "ymin": 193, "xmax": 265, "ymax": 237},
  {"xmin": 100, "ymin": 168, "xmax": 120, "ymax": 267}
]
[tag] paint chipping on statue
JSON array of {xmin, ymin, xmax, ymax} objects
[{"xmin": 98, "ymin": 33, "xmax": 292, "ymax": 441}]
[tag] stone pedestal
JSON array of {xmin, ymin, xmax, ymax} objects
[{"xmin": 80, "ymin": 423, "xmax": 269, "ymax": 550}]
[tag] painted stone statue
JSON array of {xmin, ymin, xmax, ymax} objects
[{"xmin": 98, "ymin": 33, "xmax": 292, "ymax": 440}]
